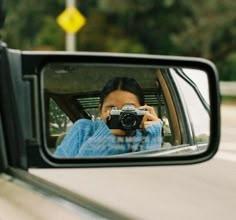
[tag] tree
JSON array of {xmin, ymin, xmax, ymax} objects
[
  {"xmin": 49, "ymin": 99, "xmax": 70, "ymax": 134},
  {"xmin": 2, "ymin": 0, "xmax": 236, "ymax": 80},
  {"xmin": 171, "ymin": 0, "xmax": 236, "ymax": 59},
  {"xmin": 170, "ymin": 0, "xmax": 236, "ymax": 80},
  {"xmin": 2, "ymin": 0, "xmax": 64, "ymax": 49}
]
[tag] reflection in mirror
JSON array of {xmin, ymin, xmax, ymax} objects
[{"xmin": 42, "ymin": 63, "xmax": 210, "ymax": 158}]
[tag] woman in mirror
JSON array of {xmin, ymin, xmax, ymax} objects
[{"xmin": 54, "ymin": 77, "xmax": 163, "ymax": 157}]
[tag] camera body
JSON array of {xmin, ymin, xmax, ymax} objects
[{"xmin": 107, "ymin": 104, "xmax": 148, "ymax": 130}]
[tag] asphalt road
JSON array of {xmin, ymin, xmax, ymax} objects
[{"xmin": 30, "ymin": 104, "xmax": 236, "ymax": 220}]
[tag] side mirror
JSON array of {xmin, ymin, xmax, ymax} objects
[{"xmin": 3, "ymin": 48, "xmax": 221, "ymax": 168}]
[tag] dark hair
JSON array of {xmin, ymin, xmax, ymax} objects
[{"xmin": 100, "ymin": 77, "xmax": 144, "ymax": 107}]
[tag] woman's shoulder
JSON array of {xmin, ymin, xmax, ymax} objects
[
  {"xmin": 74, "ymin": 118, "xmax": 94, "ymax": 126},
  {"xmin": 68, "ymin": 119, "xmax": 94, "ymax": 134},
  {"xmin": 73, "ymin": 118, "xmax": 106, "ymax": 129}
]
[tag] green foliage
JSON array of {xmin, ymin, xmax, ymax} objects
[
  {"xmin": 49, "ymin": 99, "xmax": 70, "ymax": 135},
  {"xmin": 220, "ymin": 53, "xmax": 236, "ymax": 81},
  {"xmin": 36, "ymin": 16, "xmax": 64, "ymax": 50},
  {"xmin": 1, "ymin": 0, "xmax": 236, "ymax": 80},
  {"xmin": 171, "ymin": 0, "xmax": 236, "ymax": 59},
  {"xmin": 2, "ymin": 0, "xmax": 64, "ymax": 49}
]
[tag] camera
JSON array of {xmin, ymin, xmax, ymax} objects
[{"xmin": 107, "ymin": 104, "xmax": 148, "ymax": 130}]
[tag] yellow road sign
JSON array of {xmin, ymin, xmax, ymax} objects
[{"xmin": 57, "ymin": 7, "xmax": 86, "ymax": 34}]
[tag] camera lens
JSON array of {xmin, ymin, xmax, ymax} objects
[{"xmin": 120, "ymin": 113, "xmax": 137, "ymax": 130}]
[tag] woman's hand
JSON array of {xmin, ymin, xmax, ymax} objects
[
  {"xmin": 139, "ymin": 105, "xmax": 161, "ymax": 129},
  {"xmin": 101, "ymin": 104, "xmax": 161, "ymax": 135}
]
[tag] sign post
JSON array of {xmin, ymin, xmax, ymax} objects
[{"xmin": 57, "ymin": 0, "xmax": 86, "ymax": 51}]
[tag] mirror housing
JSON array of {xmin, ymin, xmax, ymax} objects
[{"xmin": 1, "ymin": 45, "xmax": 221, "ymax": 168}]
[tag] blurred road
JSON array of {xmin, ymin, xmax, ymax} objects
[{"xmin": 30, "ymin": 104, "xmax": 236, "ymax": 220}]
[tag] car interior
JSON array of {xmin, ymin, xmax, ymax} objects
[{"xmin": 42, "ymin": 64, "xmax": 180, "ymax": 154}]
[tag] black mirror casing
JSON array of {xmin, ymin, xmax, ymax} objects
[{"xmin": 1, "ymin": 46, "xmax": 221, "ymax": 169}]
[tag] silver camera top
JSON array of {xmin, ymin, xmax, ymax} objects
[
  {"xmin": 110, "ymin": 104, "xmax": 148, "ymax": 116},
  {"xmin": 122, "ymin": 104, "xmax": 136, "ymax": 111}
]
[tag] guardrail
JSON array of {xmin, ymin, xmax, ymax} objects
[{"xmin": 220, "ymin": 82, "xmax": 236, "ymax": 96}]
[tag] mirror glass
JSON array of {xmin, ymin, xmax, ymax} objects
[{"xmin": 42, "ymin": 63, "xmax": 210, "ymax": 158}]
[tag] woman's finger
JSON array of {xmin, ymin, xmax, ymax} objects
[{"xmin": 140, "ymin": 105, "xmax": 157, "ymax": 117}]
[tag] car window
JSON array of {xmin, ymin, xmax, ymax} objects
[{"xmin": 170, "ymin": 68, "xmax": 210, "ymax": 144}]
